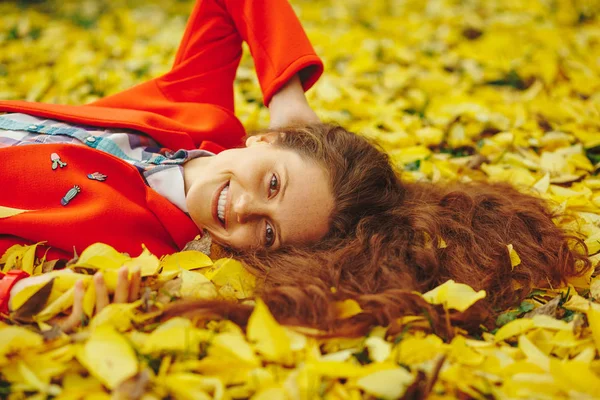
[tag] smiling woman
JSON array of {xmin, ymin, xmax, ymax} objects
[{"xmin": 0, "ymin": 0, "xmax": 406, "ymax": 317}]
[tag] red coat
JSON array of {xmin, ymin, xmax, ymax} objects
[{"xmin": 0, "ymin": 0, "xmax": 323, "ymax": 260}]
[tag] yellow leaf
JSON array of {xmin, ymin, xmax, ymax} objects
[
  {"xmin": 141, "ymin": 318, "xmax": 212, "ymax": 355},
  {"xmin": 306, "ymin": 361, "xmax": 365, "ymax": 378},
  {"xmin": 247, "ymin": 299, "xmax": 292, "ymax": 364},
  {"xmin": 586, "ymin": 306, "xmax": 600, "ymax": 352},
  {"xmin": 502, "ymin": 372, "xmax": 560, "ymax": 399},
  {"xmin": 530, "ymin": 314, "xmax": 571, "ymax": 331},
  {"xmin": 448, "ymin": 336, "xmax": 484, "ymax": 366},
  {"xmin": 162, "ymin": 373, "xmax": 215, "ymax": 400},
  {"xmin": 160, "ymin": 250, "xmax": 213, "ymax": 272},
  {"xmin": 203, "ymin": 258, "xmax": 255, "ymax": 300},
  {"xmin": 89, "ymin": 303, "xmax": 136, "ymax": 332},
  {"xmin": 518, "ymin": 335, "xmax": 549, "ymax": 371},
  {"xmin": 0, "ymin": 206, "xmax": 29, "ymax": 219},
  {"xmin": 584, "ymin": 229, "xmax": 600, "ymax": 255},
  {"xmin": 75, "ymin": 243, "xmax": 129, "ymax": 270},
  {"xmin": 17, "ymin": 360, "xmax": 58, "ymax": 395},
  {"xmin": 394, "ymin": 334, "xmax": 445, "ymax": 365},
  {"xmin": 60, "ymin": 372, "xmax": 105, "ymax": 398},
  {"xmin": 251, "ymin": 387, "xmax": 287, "ymax": 400},
  {"xmin": 334, "ymin": 299, "xmax": 363, "ymax": 319},
  {"xmin": 0, "ymin": 245, "xmax": 23, "ymax": 265},
  {"xmin": 179, "ymin": 357, "xmax": 250, "ymax": 386},
  {"xmin": 34, "ymin": 286, "xmax": 76, "ymax": 322},
  {"xmin": 46, "ymin": 271, "xmax": 91, "ymax": 293},
  {"xmin": 78, "ymin": 325, "xmax": 138, "ymax": 390},
  {"xmin": 320, "ymin": 349, "xmax": 355, "ymax": 362},
  {"xmin": 562, "ymin": 293, "xmax": 591, "ymax": 312},
  {"xmin": 573, "ymin": 346, "xmax": 596, "ymax": 363},
  {"xmin": 550, "ymin": 359, "xmax": 600, "ymax": 396},
  {"xmin": 208, "ymin": 332, "xmax": 260, "ymax": 367},
  {"xmin": 180, "ymin": 269, "xmax": 218, "ymax": 299},
  {"xmin": 590, "ymin": 277, "xmax": 600, "ymax": 300},
  {"xmin": 506, "ymin": 244, "xmax": 521, "ymax": 269},
  {"xmin": 356, "ymin": 368, "xmax": 413, "ymax": 399},
  {"xmin": 0, "ymin": 325, "xmax": 43, "ymax": 365},
  {"xmin": 494, "ymin": 318, "xmax": 535, "ymax": 342},
  {"xmin": 532, "ymin": 173, "xmax": 550, "ymax": 193},
  {"xmin": 422, "ymin": 279, "xmax": 486, "ymax": 312},
  {"xmin": 83, "ymin": 281, "xmax": 96, "ymax": 318},
  {"xmin": 566, "ymin": 264, "xmax": 593, "ymax": 288},
  {"xmin": 364, "ymin": 337, "xmax": 391, "ymax": 363},
  {"xmin": 9, "ymin": 275, "xmax": 53, "ymax": 311},
  {"xmin": 21, "ymin": 243, "xmax": 39, "ymax": 275},
  {"xmin": 286, "ymin": 327, "xmax": 308, "ymax": 352},
  {"xmin": 2, "ymin": 243, "xmax": 43, "ymax": 273},
  {"xmin": 122, "ymin": 245, "xmax": 160, "ymax": 277},
  {"xmin": 389, "ymin": 145, "xmax": 431, "ymax": 166},
  {"xmin": 415, "ymin": 127, "xmax": 444, "ymax": 147}
]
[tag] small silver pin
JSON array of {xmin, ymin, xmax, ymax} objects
[
  {"xmin": 61, "ymin": 186, "xmax": 81, "ymax": 206},
  {"xmin": 87, "ymin": 172, "xmax": 107, "ymax": 181},
  {"xmin": 50, "ymin": 153, "xmax": 67, "ymax": 170}
]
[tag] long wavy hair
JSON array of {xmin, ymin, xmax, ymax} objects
[{"xmin": 166, "ymin": 124, "xmax": 591, "ymax": 336}]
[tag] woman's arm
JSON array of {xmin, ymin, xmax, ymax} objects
[{"xmin": 268, "ymin": 74, "xmax": 320, "ymax": 128}]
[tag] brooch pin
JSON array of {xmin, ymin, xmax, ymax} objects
[
  {"xmin": 50, "ymin": 153, "xmax": 67, "ymax": 170},
  {"xmin": 87, "ymin": 172, "xmax": 107, "ymax": 181},
  {"xmin": 61, "ymin": 186, "xmax": 81, "ymax": 206}
]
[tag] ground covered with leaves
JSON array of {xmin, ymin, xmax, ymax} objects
[{"xmin": 1, "ymin": 0, "xmax": 600, "ymax": 398}]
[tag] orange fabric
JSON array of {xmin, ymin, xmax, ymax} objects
[{"xmin": 0, "ymin": 0, "xmax": 323, "ymax": 260}]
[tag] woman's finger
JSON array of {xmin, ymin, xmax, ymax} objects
[
  {"xmin": 94, "ymin": 272, "xmax": 110, "ymax": 313},
  {"xmin": 128, "ymin": 266, "xmax": 142, "ymax": 302},
  {"xmin": 113, "ymin": 266, "xmax": 129, "ymax": 304},
  {"xmin": 59, "ymin": 279, "xmax": 85, "ymax": 332}
]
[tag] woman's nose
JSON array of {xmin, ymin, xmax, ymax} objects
[{"xmin": 233, "ymin": 192, "xmax": 263, "ymax": 224}]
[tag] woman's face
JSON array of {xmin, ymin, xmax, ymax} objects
[{"xmin": 184, "ymin": 133, "xmax": 334, "ymax": 251}]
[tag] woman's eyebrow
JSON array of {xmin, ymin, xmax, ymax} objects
[
  {"xmin": 279, "ymin": 165, "xmax": 289, "ymax": 204},
  {"xmin": 275, "ymin": 165, "xmax": 289, "ymax": 246}
]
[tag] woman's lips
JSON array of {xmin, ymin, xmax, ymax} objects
[{"xmin": 212, "ymin": 181, "xmax": 229, "ymax": 229}]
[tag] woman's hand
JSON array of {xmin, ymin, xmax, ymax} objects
[
  {"xmin": 59, "ymin": 266, "xmax": 141, "ymax": 332},
  {"xmin": 268, "ymin": 74, "xmax": 320, "ymax": 128}
]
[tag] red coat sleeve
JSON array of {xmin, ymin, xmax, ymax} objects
[
  {"xmin": 220, "ymin": 0, "xmax": 323, "ymax": 105},
  {"xmin": 173, "ymin": 0, "xmax": 323, "ymax": 108}
]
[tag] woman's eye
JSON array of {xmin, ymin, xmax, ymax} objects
[
  {"xmin": 265, "ymin": 222, "xmax": 275, "ymax": 247},
  {"xmin": 268, "ymin": 174, "xmax": 279, "ymax": 197}
]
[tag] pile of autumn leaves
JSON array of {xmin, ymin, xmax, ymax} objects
[{"xmin": 2, "ymin": 0, "xmax": 600, "ymax": 398}]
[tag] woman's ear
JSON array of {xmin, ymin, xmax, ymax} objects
[{"xmin": 245, "ymin": 132, "xmax": 280, "ymax": 147}]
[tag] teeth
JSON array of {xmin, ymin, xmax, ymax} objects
[{"xmin": 217, "ymin": 184, "xmax": 229, "ymax": 223}]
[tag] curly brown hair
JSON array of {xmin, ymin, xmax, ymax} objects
[{"xmin": 166, "ymin": 124, "xmax": 591, "ymax": 336}]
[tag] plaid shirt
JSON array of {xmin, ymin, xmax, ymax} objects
[{"xmin": 0, "ymin": 113, "xmax": 213, "ymax": 212}]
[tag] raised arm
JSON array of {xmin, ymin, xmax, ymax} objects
[
  {"xmin": 168, "ymin": 0, "xmax": 322, "ymax": 117},
  {"xmin": 268, "ymin": 73, "xmax": 320, "ymax": 128},
  {"xmin": 90, "ymin": 0, "xmax": 323, "ymax": 145}
]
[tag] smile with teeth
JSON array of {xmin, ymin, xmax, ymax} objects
[{"xmin": 217, "ymin": 183, "xmax": 229, "ymax": 224}]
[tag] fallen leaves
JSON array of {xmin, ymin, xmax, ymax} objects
[
  {"xmin": 421, "ymin": 279, "xmax": 487, "ymax": 312},
  {"xmin": 2, "ymin": 240, "xmax": 600, "ymax": 399},
  {"xmin": 76, "ymin": 325, "xmax": 138, "ymax": 390},
  {"xmin": 2, "ymin": 0, "xmax": 600, "ymax": 398}
]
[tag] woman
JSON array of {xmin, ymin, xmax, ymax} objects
[{"xmin": 0, "ymin": 0, "xmax": 403, "ymax": 314}]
